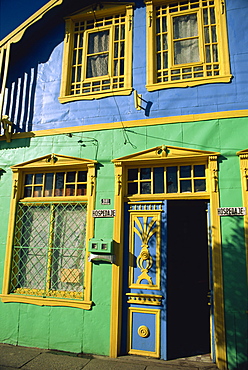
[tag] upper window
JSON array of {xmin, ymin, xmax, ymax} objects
[
  {"xmin": 146, "ymin": 0, "xmax": 232, "ymax": 90},
  {"xmin": 59, "ymin": 4, "xmax": 133, "ymax": 102}
]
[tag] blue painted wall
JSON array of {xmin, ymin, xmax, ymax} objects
[{"xmin": 2, "ymin": 0, "xmax": 248, "ymax": 133}]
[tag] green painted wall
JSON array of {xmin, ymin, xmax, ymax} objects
[{"xmin": 0, "ymin": 117, "xmax": 247, "ymax": 366}]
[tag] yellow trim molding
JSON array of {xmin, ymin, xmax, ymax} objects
[
  {"xmin": 1, "ymin": 109, "xmax": 248, "ymax": 141},
  {"xmin": 0, "ymin": 0, "xmax": 64, "ymax": 48}
]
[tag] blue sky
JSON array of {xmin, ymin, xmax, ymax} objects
[{"xmin": 0, "ymin": 0, "xmax": 49, "ymax": 39}]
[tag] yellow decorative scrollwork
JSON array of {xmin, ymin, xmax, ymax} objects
[{"xmin": 134, "ymin": 216, "xmax": 158, "ymax": 285}]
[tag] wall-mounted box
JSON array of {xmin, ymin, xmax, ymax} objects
[{"xmin": 88, "ymin": 238, "xmax": 113, "ymax": 254}]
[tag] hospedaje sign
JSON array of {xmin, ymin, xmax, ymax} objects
[
  {"xmin": 217, "ymin": 207, "xmax": 246, "ymax": 216},
  {"xmin": 92, "ymin": 209, "xmax": 116, "ymax": 218}
]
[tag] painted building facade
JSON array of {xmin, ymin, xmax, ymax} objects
[{"xmin": 0, "ymin": 1, "xmax": 247, "ymax": 369}]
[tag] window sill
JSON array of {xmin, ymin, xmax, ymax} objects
[
  {"xmin": 59, "ymin": 87, "xmax": 133, "ymax": 103},
  {"xmin": 0, "ymin": 294, "xmax": 93, "ymax": 310},
  {"xmin": 146, "ymin": 74, "xmax": 233, "ymax": 91}
]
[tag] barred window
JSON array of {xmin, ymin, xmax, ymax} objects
[
  {"xmin": 59, "ymin": 4, "xmax": 133, "ymax": 102},
  {"xmin": 1, "ymin": 154, "xmax": 96, "ymax": 309},
  {"xmin": 146, "ymin": 0, "xmax": 232, "ymax": 90}
]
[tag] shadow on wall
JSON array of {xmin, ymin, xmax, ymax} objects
[
  {"xmin": 220, "ymin": 216, "xmax": 248, "ymax": 370},
  {"xmin": 2, "ymin": 13, "xmax": 64, "ymax": 135}
]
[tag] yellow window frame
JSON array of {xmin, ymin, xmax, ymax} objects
[
  {"xmin": 59, "ymin": 4, "xmax": 133, "ymax": 102},
  {"xmin": 145, "ymin": 0, "xmax": 232, "ymax": 91},
  {"xmin": 0, "ymin": 154, "xmax": 97, "ymax": 310}
]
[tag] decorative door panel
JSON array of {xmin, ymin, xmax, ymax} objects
[
  {"xmin": 125, "ymin": 201, "xmax": 166, "ymax": 358},
  {"xmin": 128, "ymin": 307, "xmax": 160, "ymax": 357}
]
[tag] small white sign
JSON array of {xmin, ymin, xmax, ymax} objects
[
  {"xmin": 101, "ymin": 198, "xmax": 111, "ymax": 205},
  {"xmin": 217, "ymin": 207, "xmax": 246, "ymax": 216},
  {"xmin": 92, "ymin": 209, "xmax": 116, "ymax": 218}
]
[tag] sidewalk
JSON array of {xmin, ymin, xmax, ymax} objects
[{"xmin": 0, "ymin": 344, "xmax": 218, "ymax": 370}]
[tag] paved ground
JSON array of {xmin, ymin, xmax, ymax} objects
[{"xmin": 0, "ymin": 344, "xmax": 219, "ymax": 370}]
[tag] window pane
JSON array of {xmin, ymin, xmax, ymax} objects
[
  {"xmin": 115, "ymin": 25, "xmax": 119, "ymax": 41},
  {"xmin": 88, "ymin": 30, "xmax": 109, "ymax": 53},
  {"xmin": 55, "ymin": 173, "xmax": 64, "ymax": 196},
  {"xmin": 194, "ymin": 165, "xmax": 205, "ymax": 177},
  {"xmin": 174, "ymin": 38, "xmax": 199, "ymax": 64},
  {"xmin": 141, "ymin": 182, "xmax": 151, "ymax": 194},
  {"xmin": 173, "ymin": 14, "xmax": 198, "ymax": 39},
  {"xmin": 77, "ymin": 184, "xmax": 87, "ymax": 196},
  {"xmin": 44, "ymin": 173, "xmax": 54, "ymax": 197},
  {"xmin": 24, "ymin": 187, "xmax": 32, "ymax": 197},
  {"xmin": 128, "ymin": 168, "xmax": 138, "ymax": 181},
  {"xmin": 86, "ymin": 30, "xmax": 109, "ymax": 78},
  {"xmin": 180, "ymin": 166, "xmax": 191, "ymax": 178},
  {"xmin": 173, "ymin": 14, "xmax": 199, "ymax": 65},
  {"xmin": 154, "ymin": 167, "xmax": 164, "ymax": 193},
  {"xmin": 33, "ymin": 186, "xmax": 42, "ymax": 197},
  {"xmin": 12, "ymin": 205, "xmax": 50, "ymax": 290},
  {"xmin": 65, "ymin": 185, "xmax": 75, "ymax": 196},
  {"xmin": 34, "ymin": 173, "xmax": 43, "ymax": 184},
  {"xmin": 163, "ymin": 34, "xmax": 168, "ymax": 50},
  {"xmin": 128, "ymin": 182, "xmax": 138, "ymax": 195},
  {"xmin": 157, "ymin": 35, "xmax": 161, "ymax": 52},
  {"xmin": 166, "ymin": 166, "xmax": 178, "ymax": 193},
  {"xmin": 180, "ymin": 180, "xmax": 192, "ymax": 192},
  {"xmin": 163, "ymin": 52, "xmax": 168, "ymax": 69},
  {"xmin": 52, "ymin": 204, "xmax": 87, "ymax": 292},
  {"xmin": 86, "ymin": 54, "xmax": 109, "ymax": 78},
  {"xmin": 25, "ymin": 174, "xmax": 33, "ymax": 185},
  {"xmin": 78, "ymin": 171, "xmax": 87, "ymax": 182},
  {"xmin": 204, "ymin": 26, "xmax": 210, "ymax": 43},
  {"xmin": 210, "ymin": 7, "xmax": 216, "ymax": 24},
  {"xmin": 66, "ymin": 172, "xmax": 76, "ymax": 183},
  {"xmin": 194, "ymin": 179, "xmax": 206, "ymax": 192},
  {"xmin": 140, "ymin": 168, "xmax": 151, "ymax": 180},
  {"xmin": 162, "ymin": 17, "xmax": 167, "ymax": 32},
  {"xmin": 211, "ymin": 26, "xmax": 217, "ymax": 43}
]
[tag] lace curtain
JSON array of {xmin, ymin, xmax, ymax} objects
[
  {"xmin": 86, "ymin": 30, "xmax": 110, "ymax": 78},
  {"xmin": 173, "ymin": 14, "xmax": 199, "ymax": 65}
]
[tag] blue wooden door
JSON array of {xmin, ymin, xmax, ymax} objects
[{"xmin": 123, "ymin": 200, "xmax": 167, "ymax": 359}]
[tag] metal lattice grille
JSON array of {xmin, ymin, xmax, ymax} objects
[{"xmin": 10, "ymin": 202, "xmax": 87, "ymax": 300}]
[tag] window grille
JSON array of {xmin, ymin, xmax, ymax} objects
[{"xmin": 10, "ymin": 202, "xmax": 87, "ymax": 300}]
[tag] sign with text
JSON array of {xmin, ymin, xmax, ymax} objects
[
  {"xmin": 92, "ymin": 209, "xmax": 116, "ymax": 218},
  {"xmin": 217, "ymin": 207, "xmax": 246, "ymax": 216},
  {"xmin": 101, "ymin": 199, "xmax": 111, "ymax": 205}
]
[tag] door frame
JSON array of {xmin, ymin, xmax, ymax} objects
[{"xmin": 110, "ymin": 146, "xmax": 227, "ymax": 370}]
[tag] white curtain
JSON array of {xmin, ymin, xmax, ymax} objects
[
  {"xmin": 173, "ymin": 14, "xmax": 199, "ymax": 65},
  {"xmin": 86, "ymin": 30, "xmax": 109, "ymax": 78}
]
